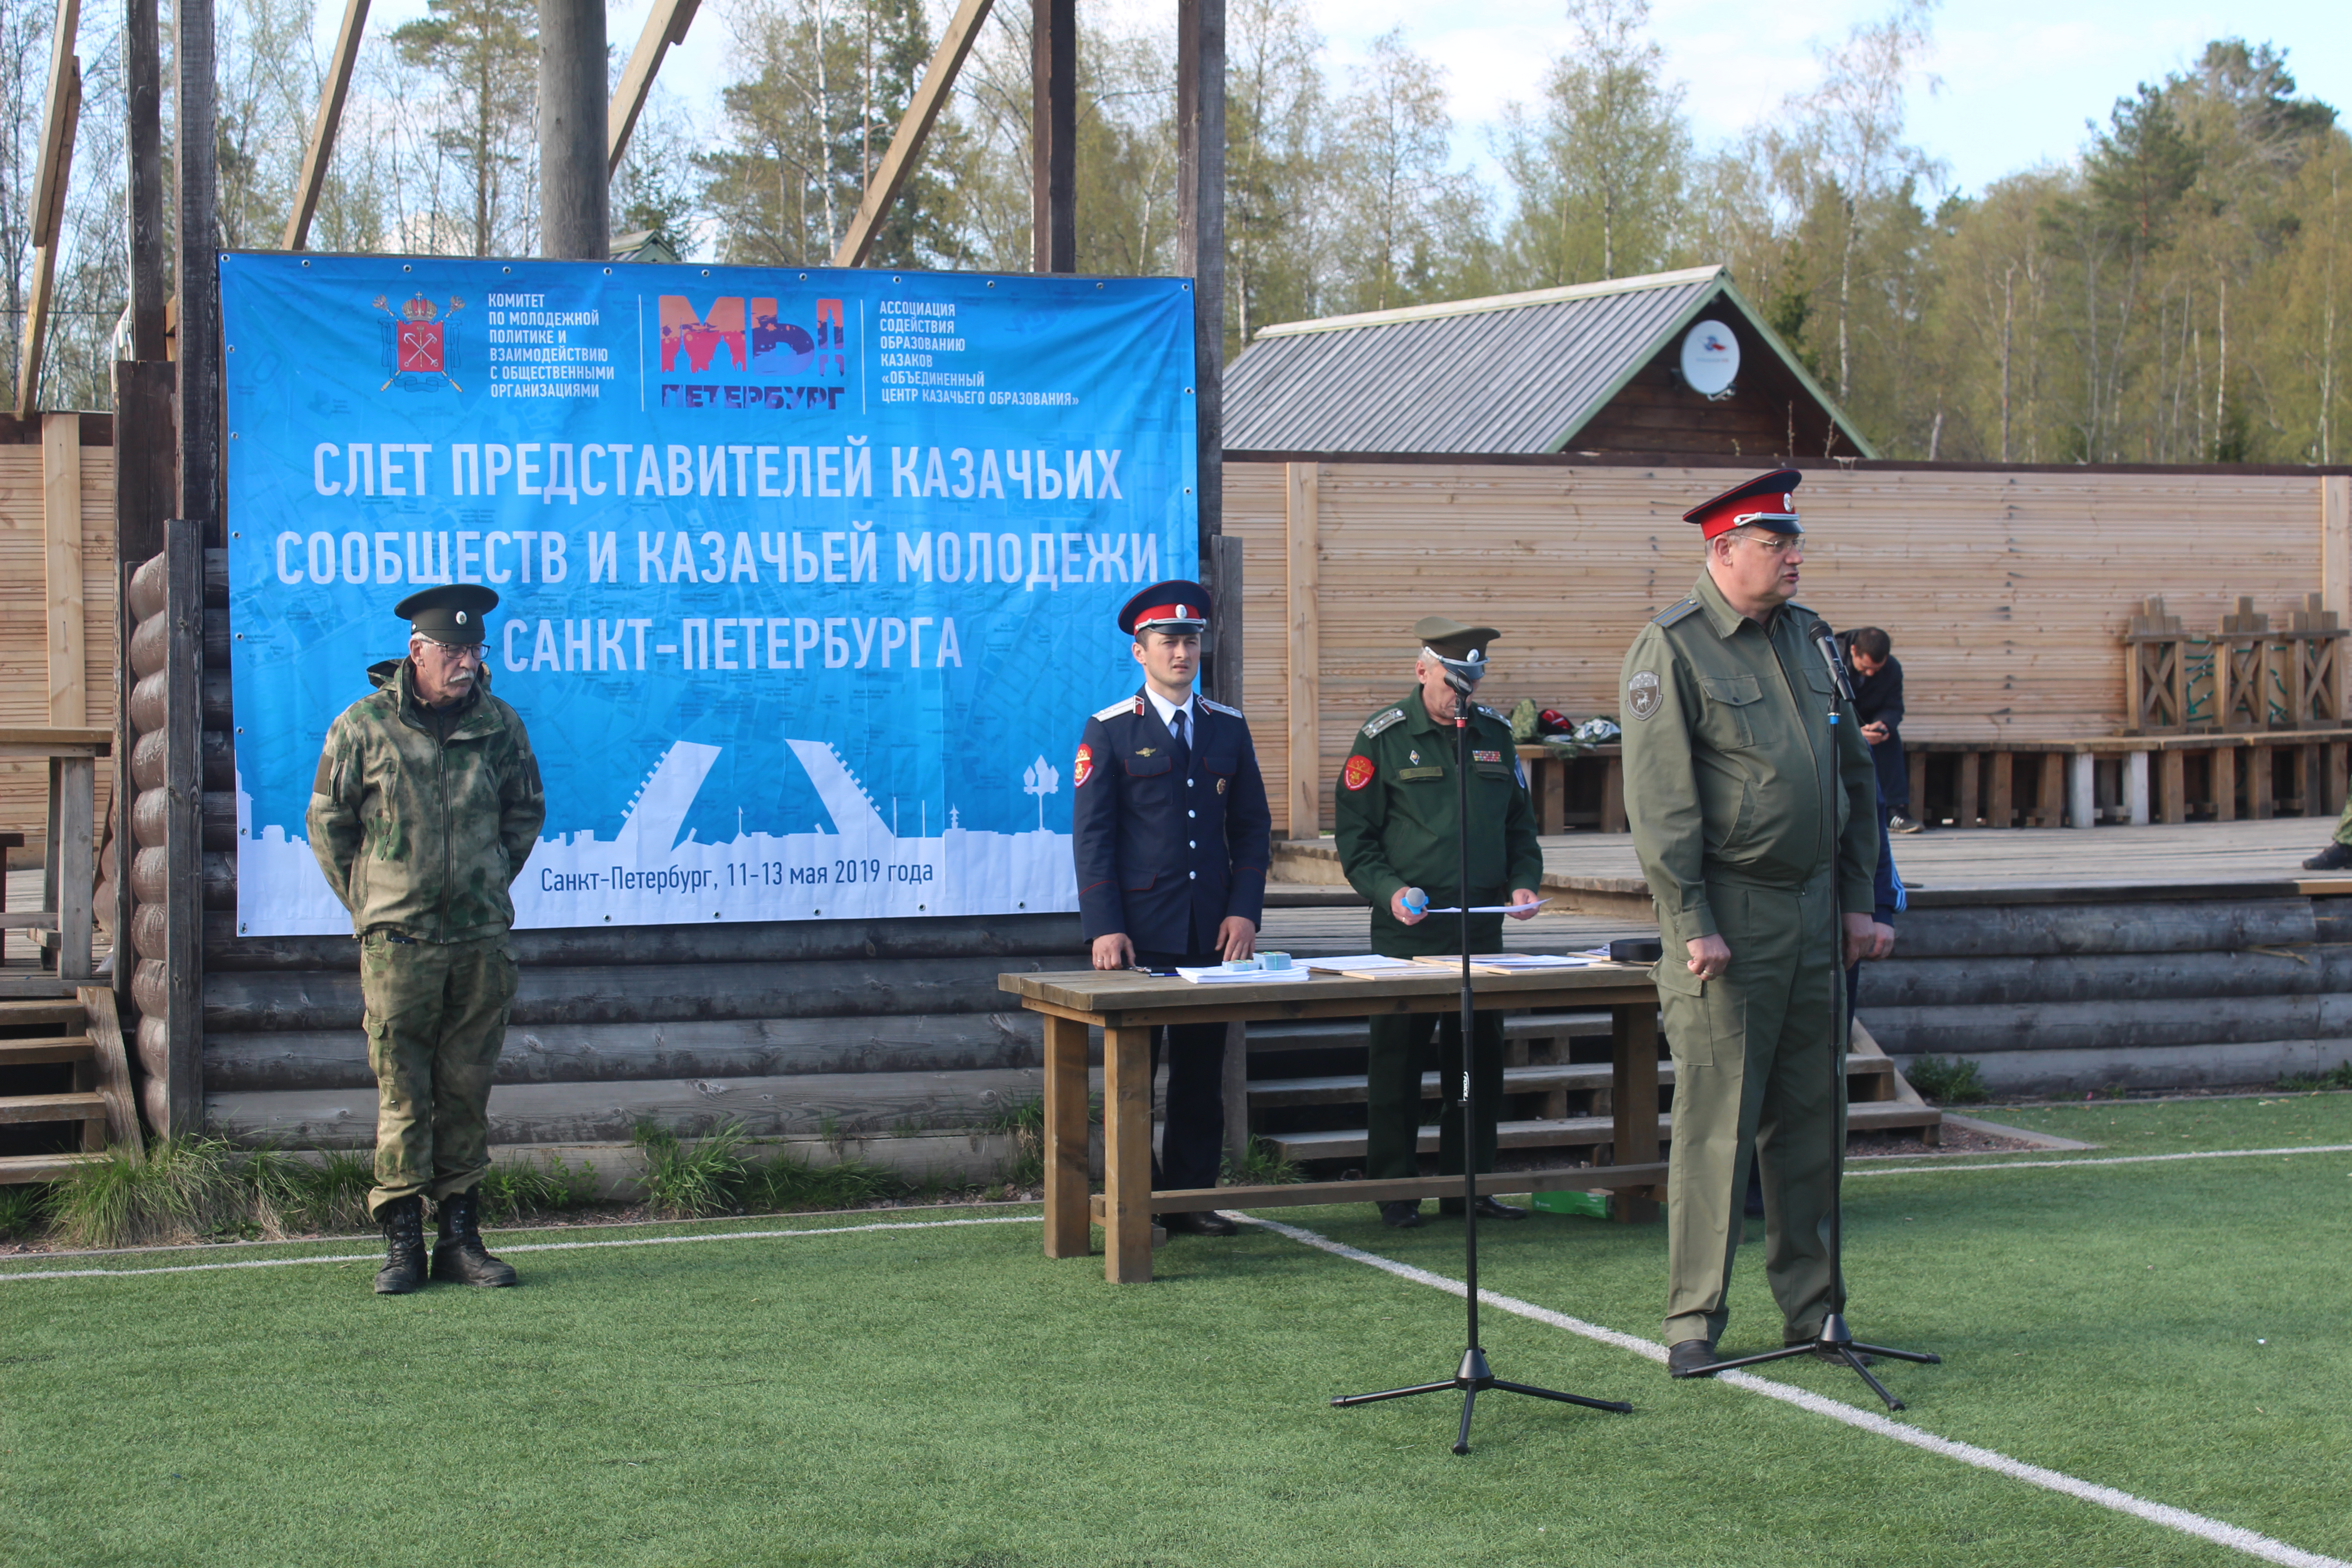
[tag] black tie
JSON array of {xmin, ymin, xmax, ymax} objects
[{"xmin": 1170, "ymin": 706, "xmax": 1191, "ymax": 765}]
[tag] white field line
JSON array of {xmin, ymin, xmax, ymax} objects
[
  {"xmin": 1846, "ymin": 1142, "xmax": 2352, "ymax": 1177},
  {"xmin": 0, "ymin": 1214, "xmax": 1039, "ymax": 1283},
  {"xmin": 1240, "ymin": 1214, "xmax": 2350, "ymax": 1568}
]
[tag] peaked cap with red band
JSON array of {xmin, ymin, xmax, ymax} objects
[
  {"xmin": 1118, "ymin": 578, "xmax": 1212, "ymax": 636},
  {"xmin": 1684, "ymin": 467, "xmax": 1803, "ymax": 540}
]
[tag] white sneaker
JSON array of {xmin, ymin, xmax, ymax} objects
[{"xmin": 1887, "ymin": 814, "xmax": 1924, "ymax": 834}]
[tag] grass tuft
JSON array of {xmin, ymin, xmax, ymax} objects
[
  {"xmin": 0, "ymin": 1181, "xmax": 53, "ymax": 1240},
  {"xmin": 1903, "ymin": 1054, "xmax": 1988, "ymax": 1104},
  {"xmin": 740, "ymin": 1152, "xmax": 912, "ymax": 1212},
  {"xmin": 985, "ymin": 1096, "xmax": 1049, "ymax": 1188},
  {"xmin": 478, "ymin": 1150, "xmax": 601, "ymax": 1224},
  {"xmin": 2278, "ymin": 1060, "xmax": 2352, "ymax": 1092},
  {"xmin": 634, "ymin": 1121, "xmax": 755, "ymax": 1218},
  {"xmin": 49, "ymin": 1137, "xmax": 249, "ymax": 1248},
  {"xmin": 1222, "ymin": 1136, "xmax": 1304, "ymax": 1187}
]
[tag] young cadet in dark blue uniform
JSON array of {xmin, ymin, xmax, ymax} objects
[{"xmin": 1072, "ymin": 580, "xmax": 1273, "ymax": 1236}]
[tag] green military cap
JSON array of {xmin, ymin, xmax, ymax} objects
[
  {"xmin": 1412, "ymin": 615, "xmax": 1501, "ymax": 662},
  {"xmin": 393, "ymin": 583, "xmax": 500, "ymax": 646}
]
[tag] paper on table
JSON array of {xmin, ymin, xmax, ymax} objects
[
  {"xmin": 1419, "ymin": 898, "xmax": 1553, "ymax": 915},
  {"xmin": 1301, "ymin": 954, "xmax": 1423, "ymax": 974},
  {"xmin": 1174, "ymin": 965, "xmax": 1313, "ymax": 984}
]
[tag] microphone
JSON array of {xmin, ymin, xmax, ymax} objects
[{"xmin": 1808, "ymin": 620, "xmax": 1857, "ymax": 719}]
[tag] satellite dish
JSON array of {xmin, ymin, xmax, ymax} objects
[{"xmin": 1680, "ymin": 319, "xmax": 1740, "ymax": 397}]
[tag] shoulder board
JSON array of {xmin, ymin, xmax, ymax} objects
[
  {"xmin": 1361, "ymin": 707, "xmax": 1406, "ymax": 738},
  {"xmin": 1476, "ymin": 704, "xmax": 1506, "ymax": 722},
  {"xmin": 1092, "ymin": 696, "xmax": 1143, "ymax": 723},
  {"xmin": 1652, "ymin": 598, "xmax": 1702, "ymax": 627},
  {"xmin": 1200, "ymin": 696, "xmax": 1242, "ymax": 718}
]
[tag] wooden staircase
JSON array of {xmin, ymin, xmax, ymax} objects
[
  {"xmin": 1251, "ymin": 1010, "xmax": 1940, "ymax": 1166},
  {"xmin": 0, "ymin": 989, "xmax": 143, "ymax": 1182}
]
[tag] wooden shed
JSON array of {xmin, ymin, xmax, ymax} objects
[{"xmin": 1223, "ymin": 266, "xmax": 1877, "ymax": 461}]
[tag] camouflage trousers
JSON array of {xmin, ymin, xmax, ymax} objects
[{"xmin": 361, "ymin": 931, "xmax": 517, "ymax": 1219}]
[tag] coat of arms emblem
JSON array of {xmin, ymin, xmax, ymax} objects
[{"xmin": 372, "ymin": 292, "xmax": 466, "ymax": 392}]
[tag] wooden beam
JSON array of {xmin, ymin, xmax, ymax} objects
[
  {"xmin": 176, "ymin": 0, "xmax": 221, "ymax": 535},
  {"xmin": 279, "ymin": 0, "xmax": 369, "ymax": 251},
  {"xmin": 539, "ymin": 0, "xmax": 609, "ymax": 259},
  {"xmin": 28, "ymin": 0, "xmax": 83, "ymax": 242},
  {"xmin": 1042, "ymin": 1013, "xmax": 1089, "ymax": 1257},
  {"xmin": 2328, "ymin": 476, "xmax": 2352, "ymax": 721},
  {"xmin": 829, "ymin": 0, "xmax": 992, "ymax": 268},
  {"xmin": 1030, "ymin": 0, "xmax": 1074, "ymax": 273},
  {"xmin": 163, "ymin": 519, "xmax": 204, "ymax": 1135},
  {"xmin": 608, "ymin": 0, "xmax": 701, "ymax": 175},
  {"xmin": 1176, "ymin": 0, "xmax": 1224, "ymax": 555},
  {"xmin": 126, "ymin": 0, "xmax": 166, "ymax": 359},
  {"xmin": 15, "ymin": 0, "xmax": 81, "ymax": 419},
  {"xmin": 1284, "ymin": 461, "xmax": 1320, "ymax": 838},
  {"xmin": 43, "ymin": 413, "xmax": 85, "ymax": 726}
]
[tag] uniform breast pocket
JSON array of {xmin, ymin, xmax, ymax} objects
[
  {"xmin": 1698, "ymin": 674, "xmax": 1764, "ymax": 750},
  {"xmin": 1123, "ymin": 755, "xmax": 1173, "ymax": 780}
]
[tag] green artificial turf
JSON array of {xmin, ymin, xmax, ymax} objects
[{"xmin": 5, "ymin": 1096, "xmax": 2349, "ymax": 1568}]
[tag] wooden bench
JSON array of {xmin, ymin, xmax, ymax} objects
[
  {"xmin": 1903, "ymin": 730, "xmax": 2352, "ymax": 829},
  {"xmin": 999, "ymin": 965, "xmax": 1669, "ymax": 1284},
  {"xmin": 1517, "ymin": 745, "xmax": 1626, "ymax": 834}
]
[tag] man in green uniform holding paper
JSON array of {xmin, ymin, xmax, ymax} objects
[
  {"xmin": 1617, "ymin": 470, "xmax": 1879, "ymax": 1378},
  {"xmin": 1334, "ymin": 617, "xmax": 1546, "ymax": 1229}
]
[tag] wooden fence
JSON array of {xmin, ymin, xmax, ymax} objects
[
  {"xmin": 0, "ymin": 416, "xmax": 118, "ymax": 851},
  {"xmin": 1231, "ymin": 460, "xmax": 2352, "ymax": 836}
]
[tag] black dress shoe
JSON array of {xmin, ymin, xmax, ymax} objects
[
  {"xmin": 1159, "ymin": 1210, "xmax": 1237, "ymax": 1238},
  {"xmin": 2305, "ymin": 842, "xmax": 2352, "ymax": 871},
  {"xmin": 1440, "ymin": 1195, "xmax": 1529, "ymax": 1220},
  {"xmin": 1667, "ymin": 1339, "xmax": 1720, "ymax": 1378},
  {"xmin": 1378, "ymin": 1200, "xmax": 1423, "ymax": 1228}
]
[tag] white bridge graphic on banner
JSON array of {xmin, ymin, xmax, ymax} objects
[{"xmin": 235, "ymin": 739, "xmax": 1077, "ymax": 936}]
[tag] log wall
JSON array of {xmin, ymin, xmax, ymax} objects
[
  {"xmin": 1230, "ymin": 459, "xmax": 2347, "ymax": 836},
  {"xmin": 1858, "ymin": 893, "xmax": 2352, "ymax": 1093},
  {"xmin": 198, "ymin": 911, "xmax": 1085, "ymax": 1152}
]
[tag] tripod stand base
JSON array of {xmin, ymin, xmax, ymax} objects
[
  {"xmin": 1701, "ymin": 1313, "xmax": 1940, "ymax": 1411},
  {"xmin": 1335, "ymin": 1346, "xmax": 1632, "ymax": 1453}
]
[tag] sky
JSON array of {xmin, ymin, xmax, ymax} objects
[{"xmin": 341, "ymin": 0, "xmax": 2349, "ymax": 206}]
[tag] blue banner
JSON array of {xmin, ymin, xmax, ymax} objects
[{"xmin": 220, "ymin": 253, "xmax": 1197, "ymax": 935}]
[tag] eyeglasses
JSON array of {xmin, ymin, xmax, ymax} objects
[
  {"xmin": 416, "ymin": 638, "xmax": 484, "ymax": 664},
  {"xmin": 1733, "ymin": 533, "xmax": 1804, "ymax": 556}
]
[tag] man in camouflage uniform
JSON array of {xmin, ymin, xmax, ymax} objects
[
  {"xmin": 309, "ymin": 583, "xmax": 545, "ymax": 1294},
  {"xmin": 1333, "ymin": 617, "xmax": 1546, "ymax": 1228},
  {"xmin": 1616, "ymin": 470, "xmax": 1879, "ymax": 1378}
]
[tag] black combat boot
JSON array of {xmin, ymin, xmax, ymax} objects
[
  {"xmin": 374, "ymin": 1195, "xmax": 427, "ymax": 1295},
  {"xmin": 431, "ymin": 1189, "xmax": 518, "ymax": 1287},
  {"xmin": 2303, "ymin": 842, "xmax": 2352, "ymax": 871}
]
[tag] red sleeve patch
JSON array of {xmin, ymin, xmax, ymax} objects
[
  {"xmin": 1343, "ymin": 755, "xmax": 1376, "ymax": 791},
  {"xmin": 1074, "ymin": 743, "xmax": 1094, "ymax": 788}
]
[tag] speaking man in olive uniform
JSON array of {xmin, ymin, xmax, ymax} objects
[
  {"xmin": 1617, "ymin": 470, "xmax": 1879, "ymax": 1378},
  {"xmin": 1073, "ymin": 580, "xmax": 1272, "ymax": 1236},
  {"xmin": 309, "ymin": 584, "xmax": 546, "ymax": 1295},
  {"xmin": 1333, "ymin": 617, "xmax": 1545, "ymax": 1228}
]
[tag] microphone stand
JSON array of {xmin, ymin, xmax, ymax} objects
[
  {"xmin": 1333, "ymin": 677, "xmax": 1632, "ymax": 1451},
  {"xmin": 1699, "ymin": 626, "xmax": 1940, "ymax": 1410}
]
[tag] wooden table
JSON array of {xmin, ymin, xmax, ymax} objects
[{"xmin": 998, "ymin": 965, "xmax": 1667, "ymax": 1284}]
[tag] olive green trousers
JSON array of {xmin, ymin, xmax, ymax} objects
[
  {"xmin": 1364, "ymin": 1010, "xmax": 1506, "ymax": 1181},
  {"xmin": 361, "ymin": 931, "xmax": 517, "ymax": 1219},
  {"xmin": 1656, "ymin": 872, "xmax": 1846, "ymax": 1348}
]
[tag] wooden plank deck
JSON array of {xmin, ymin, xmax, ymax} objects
[{"xmin": 1526, "ymin": 817, "xmax": 2339, "ymax": 897}]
